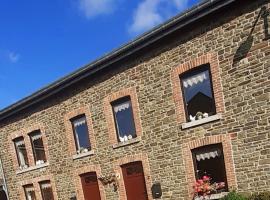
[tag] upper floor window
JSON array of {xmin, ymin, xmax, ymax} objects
[
  {"xmin": 111, "ymin": 96, "xmax": 137, "ymax": 142},
  {"xmin": 71, "ymin": 115, "xmax": 91, "ymax": 154},
  {"xmin": 14, "ymin": 137, "xmax": 29, "ymax": 169},
  {"xmin": 39, "ymin": 181, "xmax": 54, "ymax": 200},
  {"xmin": 180, "ymin": 64, "xmax": 216, "ymax": 122},
  {"xmin": 24, "ymin": 184, "xmax": 36, "ymax": 200},
  {"xmin": 29, "ymin": 130, "xmax": 47, "ymax": 165}
]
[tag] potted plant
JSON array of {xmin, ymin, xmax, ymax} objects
[
  {"xmin": 193, "ymin": 176, "xmax": 226, "ymax": 200},
  {"xmin": 196, "ymin": 112, "xmax": 204, "ymax": 120}
]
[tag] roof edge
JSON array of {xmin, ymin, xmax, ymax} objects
[{"xmin": 0, "ymin": 0, "xmax": 237, "ymax": 121}]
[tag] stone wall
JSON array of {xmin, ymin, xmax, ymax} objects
[{"xmin": 0, "ymin": 0, "xmax": 269, "ymax": 199}]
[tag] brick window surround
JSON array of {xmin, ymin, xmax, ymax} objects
[
  {"xmin": 113, "ymin": 153, "xmax": 153, "ymax": 200},
  {"xmin": 171, "ymin": 53, "xmax": 224, "ymax": 124},
  {"xmin": 73, "ymin": 165, "xmax": 106, "ymax": 200},
  {"xmin": 103, "ymin": 87, "xmax": 142, "ymax": 146},
  {"xmin": 64, "ymin": 106, "xmax": 97, "ymax": 156},
  {"xmin": 182, "ymin": 134, "xmax": 237, "ymax": 199},
  {"xmin": 9, "ymin": 124, "xmax": 49, "ymax": 170},
  {"xmin": 18, "ymin": 175, "xmax": 58, "ymax": 200}
]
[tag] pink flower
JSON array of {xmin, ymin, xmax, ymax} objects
[
  {"xmin": 197, "ymin": 179, "xmax": 203, "ymax": 184},
  {"xmin": 202, "ymin": 176, "xmax": 210, "ymax": 181}
]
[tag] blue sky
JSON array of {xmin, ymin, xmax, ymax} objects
[{"xmin": 0, "ymin": 0, "xmax": 199, "ymax": 110}]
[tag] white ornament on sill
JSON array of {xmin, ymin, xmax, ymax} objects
[
  {"xmin": 124, "ymin": 135, "xmax": 128, "ymax": 142},
  {"xmin": 20, "ymin": 164, "xmax": 28, "ymax": 169},
  {"xmin": 128, "ymin": 135, "xmax": 133, "ymax": 140},
  {"xmin": 36, "ymin": 160, "xmax": 45, "ymax": 165},
  {"xmin": 203, "ymin": 113, "xmax": 209, "ymax": 118},
  {"xmin": 190, "ymin": 115, "xmax": 196, "ymax": 121},
  {"xmin": 119, "ymin": 137, "xmax": 125, "ymax": 142},
  {"xmin": 83, "ymin": 148, "xmax": 88, "ymax": 153}
]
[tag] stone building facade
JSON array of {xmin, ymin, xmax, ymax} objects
[{"xmin": 0, "ymin": 0, "xmax": 269, "ymax": 199}]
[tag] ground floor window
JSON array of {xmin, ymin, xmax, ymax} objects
[
  {"xmin": 39, "ymin": 181, "xmax": 54, "ymax": 200},
  {"xmin": 24, "ymin": 184, "xmax": 36, "ymax": 200},
  {"xmin": 192, "ymin": 143, "xmax": 228, "ymax": 192}
]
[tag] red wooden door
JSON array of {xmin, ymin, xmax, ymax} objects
[
  {"xmin": 122, "ymin": 161, "xmax": 148, "ymax": 200},
  {"xmin": 80, "ymin": 172, "xmax": 101, "ymax": 200}
]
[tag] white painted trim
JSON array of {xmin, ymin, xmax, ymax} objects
[
  {"xmin": 112, "ymin": 137, "xmax": 141, "ymax": 149},
  {"xmin": 72, "ymin": 150, "xmax": 95, "ymax": 160},
  {"xmin": 16, "ymin": 162, "xmax": 49, "ymax": 175},
  {"xmin": 181, "ymin": 114, "xmax": 222, "ymax": 129}
]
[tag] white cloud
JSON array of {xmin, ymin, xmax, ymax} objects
[
  {"xmin": 8, "ymin": 52, "xmax": 20, "ymax": 63},
  {"xmin": 129, "ymin": 0, "xmax": 191, "ymax": 35},
  {"xmin": 78, "ymin": 0, "xmax": 118, "ymax": 19},
  {"xmin": 173, "ymin": 0, "xmax": 189, "ymax": 10}
]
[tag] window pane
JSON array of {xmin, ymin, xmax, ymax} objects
[
  {"xmin": 71, "ymin": 115, "xmax": 91, "ymax": 151},
  {"xmin": 181, "ymin": 65, "xmax": 216, "ymax": 121},
  {"xmin": 24, "ymin": 184, "xmax": 36, "ymax": 200},
  {"xmin": 30, "ymin": 131, "xmax": 46, "ymax": 165},
  {"xmin": 40, "ymin": 181, "xmax": 54, "ymax": 200},
  {"xmin": 192, "ymin": 144, "xmax": 228, "ymax": 191},
  {"xmin": 14, "ymin": 137, "xmax": 29, "ymax": 168},
  {"xmin": 112, "ymin": 97, "xmax": 136, "ymax": 141}
]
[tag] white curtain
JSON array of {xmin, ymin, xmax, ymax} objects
[
  {"xmin": 196, "ymin": 149, "xmax": 222, "ymax": 161},
  {"xmin": 183, "ymin": 71, "xmax": 208, "ymax": 88},
  {"xmin": 114, "ymin": 101, "xmax": 130, "ymax": 113},
  {"xmin": 25, "ymin": 186, "xmax": 35, "ymax": 200},
  {"xmin": 31, "ymin": 134, "xmax": 42, "ymax": 141},
  {"xmin": 25, "ymin": 186, "xmax": 35, "ymax": 193},
  {"xmin": 26, "ymin": 193, "xmax": 32, "ymax": 200},
  {"xmin": 15, "ymin": 140, "xmax": 26, "ymax": 166},
  {"xmin": 41, "ymin": 182, "xmax": 52, "ymax": 189},
  {"xmin": 73, "ymin": 117, "xmax": 86, "ymax": 127},
  {"xmin": 15, "ymin": 140, "xmax": 25, "ymax": 147},
  {"xmin": 18, "ymin": 150, "xmax": 26, "ymax": 166}
]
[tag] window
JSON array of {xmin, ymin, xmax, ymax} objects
[
  {"xmin": 29, "ymin": 130, "xmax": 47, "ymax": 165},
  {"xmin": 39, "ymin": 181, "xmax": 54, "ymax": 200},
  {"xmin": 71, "ymin": 115, "xmax": 91, "ymax": 154},
  {"xmin": 111, "ymin": 97, "xmax": 137, "ymax": 142},
  {"xmin": 180, "ymin": 64, "xmax": 216, "ymax": 122},
  {"xmin": 192, "ymin": 144, "xmax": 228, "ymax": 192},
  {"xmin": 24, "ymin": 184, "xmax": 36, "ymax": 200},
  {"xmin": 14, "ymin": 137, "xmax": 29, "ymax": 169}
]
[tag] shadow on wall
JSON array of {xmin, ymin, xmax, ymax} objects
[{"xmin": 233, "ymin": 6, "xmax": 269, "ymax": 66}]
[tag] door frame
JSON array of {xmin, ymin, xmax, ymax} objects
[
  {"xmin": 114, "ymin": 153, "xmax": 153, "ymax": 200},
  {"xmin": 73, "ymin": 165, "xmax": 106, "ymax": 200}
]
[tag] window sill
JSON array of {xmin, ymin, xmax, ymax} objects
[
  {"xmin": 72, "ymin": 150, "xmax": 95, "ymax": 160},
  {"xmin": 16, "ymin": 162, "xmax": 49, "ymax": 175},
  {"xmin": 112, "ymin": 137, "xmax": 141, "ymax": 149},
  {"xmin": 181, "ymin": 114, "xmax": 222, "ymax": 129},
  {"xmin": 194, "ymin": 192, "xmax": 228, "ymax": 200}
]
